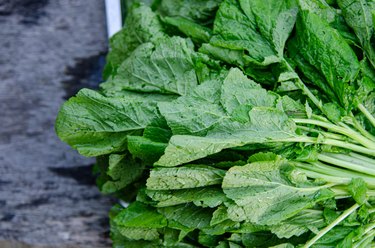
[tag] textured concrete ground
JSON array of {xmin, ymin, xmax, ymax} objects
[{"xmin": 0, "ymin": 0, "xmax": 113, "ymax": 247}]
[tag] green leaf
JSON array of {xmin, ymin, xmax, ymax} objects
[
  {"xmin": 270, "ymin": 210, "xmax": 325, "ymax": 238},
  {"xmin": 146, "ymin": 186, "xmax": 227, "ymax": 207},
  {"xmin": 338, "ymin": 0, "xmax": 375, "ymax": 68},
  {"xmin": 157, "ymin": 0, "xmax": 222, "ymax": 24},
  {"xmin": 156, "ymin": 107, "xmax": 297, "ymax": 167},
  {"xmin": 101, "ymin": 36, "xmax": 198, "ymax": 96},
  {"xmin": 211, "ymin": 205, "xmax": 231, "ymax": 226},
  {"xmin": 164, "ymin": 16, "xmax": 212, "ymax": 43},
  {"xmin": 127, "ymin": 136, "xmax": 167, "ymax": 163},
  {"xmin": 55, "ymin": 89, "xmax": 159, "ymax": 156},
  {"xmin": 287, "ymin": 38, "xmax": 339, "ymax": 103},
  {"xmin": 220, "ymin": 68, "xmax": 279, "ymax": 114},
  {"xmin": 101, "ymin": 154, "xmax": 145, "ymax": 193},
  {"xmin": 146, "ymin": 165, "xmax": 226, "ymax": 190},
  {"xmin": 103, "ymin": 3, "xmax": 164, "ymax": 79},
  {"xmin": 311, "ymin": 226, "xmax": 356, "ymax": 247},
  {"xmin": 269, "ymin": 244, "xmax": 294, "ymax": 248},
  {"xmin": 158, "ymin": 203, "xmax": 214, "ymax": 231},
  {"xmin": 117, "ymin": 226, "xmax": 160, "ymax": 241},
  {"xmin": 296, "ymin": 10, "xmax": 360, "ymax": 107},
  {"xmin": 158, "ymin": 75, "xmax": 226, "ymax": 136},
  {"xmin": 114, "ymin": 201, "xmax": 167, "ymax": 228},
  {"xmin": 210, "ymin": 0, "xmax": 297, "ymax": 66},
  {"xmin": 199, "ymin": 43, "xmax": 246, "ymax": 67},
  {"xmin": 143, "ymin": 117, "xmax": 173, "ymax": 143},
  {"xmin": 222, "ymin": 160, "xmax": 335, "ymax": 225},
  {"xmin": 112, "ymin": 202, "xmax": 167, "ymax": 241},
  {"xmin": 348, "ymin": 178, "xmax": 368, "ymax": 204},
  {"xmin": 238, "ymin": 0, "xmax": 298, "ymax": 58}
]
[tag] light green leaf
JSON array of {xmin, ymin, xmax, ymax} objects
[
  {"xmin": 239, "ymin": 0, "xmax": 298, "ymax": 57},
  {"xmin": 55, "ymin": 89, "xmax": 159, "ymax": 156},
  {"xmin": 348, "ymin": 177, "xmax": 368, "ymax": 204},
  {"xmin": 222, "ymin": 160, "xmax": 335, "ymax": 225},
  {"xmin": 146, "ymin": 165, "xmax": 226, "ymax": 190},
  {"xmin": 103, "ymin": 3, "xmax": 164, "ymax": 79},
  {"xmin": 158, "ymin": 76, "xmax": 226, "ymax": 136},
  {"xmin": 158, "ymin": 0, "xmax": 222, "ymax": 24},
  {"xmin": 221, "ymin": 68, "xmax": 279, "ymax": 114},
  {"xmin": 209, "ymin": 0, "xmax": 297, "ymax": 66},
  {"xmin": 199, "ymin": 43, "xmax": 246, "ymax": 67},
  {"xmin": 117, "ymin": 226, "xmax": 160, "ymax": 241},
  {"xmin": 270, "ymin": 210, "xmax": 325, "ymax": 238},
  {"xmin": 211, "ymin": 205, "xmax": 230, "ymax": 226},
  {"xmin": 164, "ymin": 16, "xmax": 212, "ymax": 43},
  {"xmin": 101, "ymin": 36, "xmax": 198, "ymax": 96},
  {"xmin": 158, "ymin": 203, "xmax": 214, "ymax": 230},
  {"xmin": 146, "ymin": 187, "xmax": 227, "ymax": 207},
  {"xmin": 156, "ymin": 107, "xmax": 297, "ymax": 167}
]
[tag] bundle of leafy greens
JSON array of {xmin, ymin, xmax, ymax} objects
[{"xmin": 55, "ymin": 0, "xmax": 375, "ymax": 247}]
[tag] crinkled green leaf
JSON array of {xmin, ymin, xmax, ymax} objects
[
  {"xmin": 158, "ymin": 75, "xmax": 225, "ymax": 136},
  {"xmin": 220, "ymin": 68, "xmax": 279, "ymax": 114},
  {"xmin": 117, "ymin": 226, "xmax": 160, "ymax": 241},
  {"xmin": 101, "ymin": 36, "xmax": 198, "ymax": 96},
  {"xmin": 338, "ymin": 0, "xmax": 375, "ymax": 69},
  {"xmin": 199, "ymin": 43, "xmax": 246, "ymax": 67},
  {"xmin": 156, "ymin": 107, "xmax": 297, "ymax": 167},
  {"xmin": 287, "ymin": 38, "xmax": 339, "ymax": 103},
  {"xmin": 299, "ymin": 0, "xmax": 359, "ymax": 43},
  {"xmin": 158, "ymin": 0, "xmax": 222, "ymax": 24},
  {"xmin": 158, "ymin": 203, "xmax": 214, "ymax": 230},
  {"xmin": 239, "ymin": 0, "xmax": 298, "ymax": 58},
  {"xmin": 209, "ymin": 0, "xmax": 297, "ymax": 66},
  {"xmin": 146, "ymin": 186, "xmax": 226, "ymax": 207},
  {"xmin": 296, "ymin": 10, "xmax": 360, "ymax": 107},
  {"xmin": 146, "ymin": 165, "xmax": 226, "ymax": 190},
  {"xmin": 103, "ymin": 3, "xmax": 164, "ymax": 79},
  {"xmin": 55, "ymin": 89, "xmax": 159, "ymax": 156},
  {"xmin": 222, "ymin": 160, "xmax": 335, "ymax": 225}
]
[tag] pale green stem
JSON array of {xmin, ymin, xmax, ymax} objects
[
  {"xmin": 318, "ymin": 153, "xmax": 375, "ymax": 176},
  {"xmin": 294, "ymin": 161, "xmax": 375, "ymax": 188},
  {"xmin": 283, "ymin": 136, "xmax": 375, "ymax": 157},
  {"xmin": 326, "ymin": 152, "xmax": 375, "ymax": 168},
  {"xmin": 350, "ymin": 152, "xmax": 375, "ymax": 164},
  {"xmin": 296, "ymin": 125, "xmax": 355, "ymax": 142},
  {"xmin": 294, "ymin": 119, "xmax": 375, "ymax": 149}
]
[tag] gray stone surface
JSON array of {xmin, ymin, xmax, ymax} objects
[{"xmin": 0, "ymin": 0, "xmax": 113, "ymax": 247}]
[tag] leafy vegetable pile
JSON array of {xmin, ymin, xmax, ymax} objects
[{"xmin": 56, "ymin": 0, "xmax": 375, "ymax": 247}]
